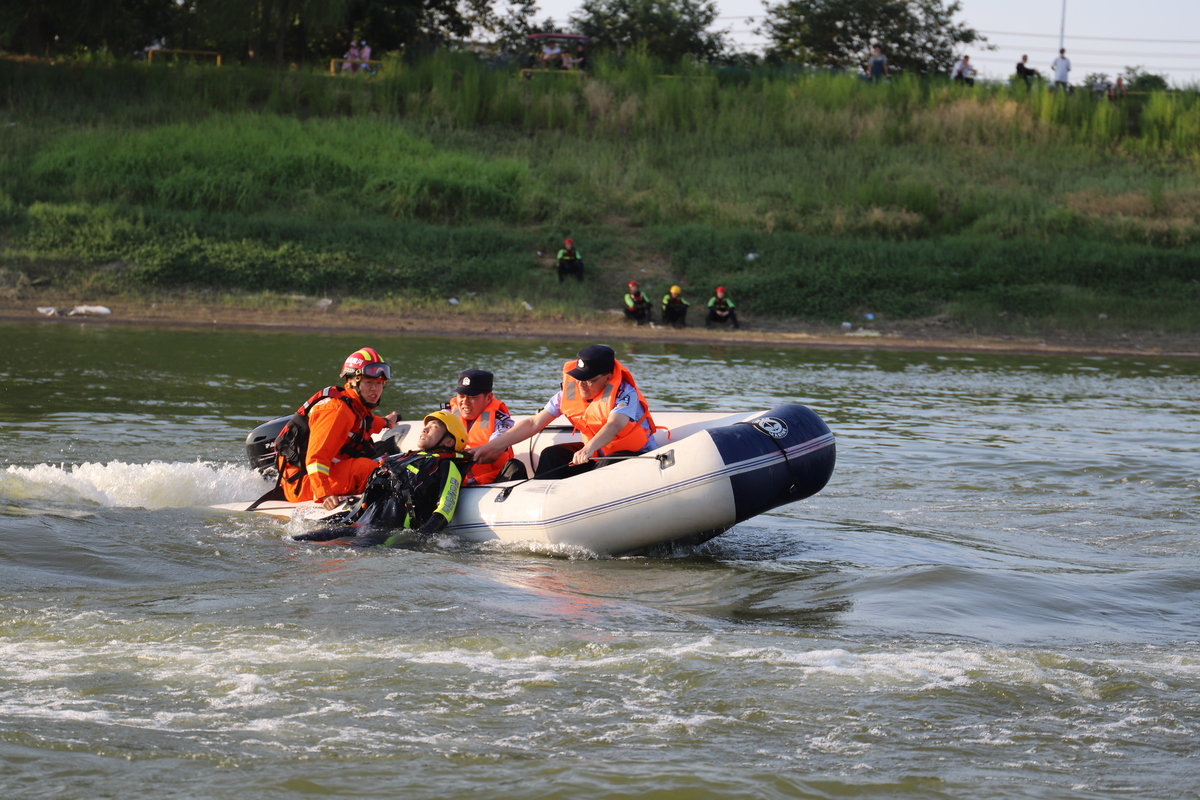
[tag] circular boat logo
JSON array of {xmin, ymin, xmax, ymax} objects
[{"xmin": 753, "ymin": 417, "xmax": 788, "ymax": 439}]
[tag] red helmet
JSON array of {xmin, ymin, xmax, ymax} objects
[
  {"xmin": 341, "ymin": 347, "xmax": 391, "ymax": 381},
  {"xmin": 716, "ymin": 285, "xmax": 726, "ymax": 293},
  {"xmin": 564, "ymin": 238, "xmax": 574, "ymax": 246},
  {"xmin": 628, "ymin": 280, "xmax": 639, "ymax": 288}
]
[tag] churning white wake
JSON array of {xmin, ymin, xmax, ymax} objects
[{"xmin": 3, "ymin": 460, "xmax": 273, "ymax": 508}]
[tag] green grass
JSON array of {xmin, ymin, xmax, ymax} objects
[
  {"xmin": 1, "ymin": 55, "xmax": 1199, "ymax": 334},
  {"xmin": 25, "ymin": 116, "xmax": 528, "ymax": 221}
]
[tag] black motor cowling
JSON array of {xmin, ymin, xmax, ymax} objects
[
  {"xmin": 245, "ymin": 416, "xmax": 289, "ymax": 473},
  {"xmin": 243, "ymin": 415, "xmax": 411, "ymax": 473}
]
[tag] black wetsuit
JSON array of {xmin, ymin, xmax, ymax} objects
[
  {"xmin": 557, "ymin": 247, "xmax": 584, "ymax": 283},
  {"xmin": 292, "ymin": 449, "xmax": 466, "ymax": 547},
  {"xmin": 624, "ymin": 291, "xmax": 652, "ymax": 325}
]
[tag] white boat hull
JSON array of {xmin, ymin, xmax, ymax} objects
[{"xmin": 217, "ymin": 404, "xmax": 835, "ymax": 555}]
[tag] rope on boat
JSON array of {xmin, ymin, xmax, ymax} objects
[{"xmin": 735, "ymin": 420, "xmax": 802, "ymax": 495}]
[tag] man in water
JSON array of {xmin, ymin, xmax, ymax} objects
[
  {"xmin": 274, "ymin": 347, "xmax": 397, "ymax": 509},
  {"xmin": 468, "ymin": 344, "xmax": 656, "ymax": 480},
  {"xmin": 292, "ymin": 411, "xmax": 469, "ymax": 546}
]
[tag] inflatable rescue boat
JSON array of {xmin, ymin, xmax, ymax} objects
[{"xmin": 217, "ymin": 403, "xmax": 835, "ymax": 555}]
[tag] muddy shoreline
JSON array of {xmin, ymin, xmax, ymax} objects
[{"xmin": 6, "ymin": 299, "xmax": 1199, "ymax": 359}]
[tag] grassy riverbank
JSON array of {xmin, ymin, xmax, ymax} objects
[{"xmin": 1, "ymin": 54, "xmax": 1198, "ymax": 339}]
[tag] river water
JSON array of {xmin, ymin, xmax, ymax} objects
[{"xmin": 2, "ymin": 321, "xmax": 1198, "ymax": 799}]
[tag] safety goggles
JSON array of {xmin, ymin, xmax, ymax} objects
[{"xmin": 361, "ymin": 362, "xmax": 392, "ymax": 380}]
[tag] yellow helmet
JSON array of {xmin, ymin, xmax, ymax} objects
[
  {"xmin": 423, "ymin": 410, "xmax": 468, "ymax": 451},
  {"xmin": 670, "ymin": 285, "xmax": 682, "ymax": 294}
]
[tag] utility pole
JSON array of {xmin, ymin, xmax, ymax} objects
[{"xmin": 1058, "ymin": 0, "xmax": 1067, "ymax": 51}]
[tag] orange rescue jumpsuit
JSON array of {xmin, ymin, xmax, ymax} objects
[{"xmin": 281, "ymin": 386, "xmax": 388, "ymax": 502}]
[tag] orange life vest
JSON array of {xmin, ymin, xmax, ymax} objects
[
  {"xmin": 449, "ymin": 394, "xmax": 514, "ymax": 485},
  {"xmin": 558, "ymin": 359, "xmax": 656, "ymax": 456},
  {"xmin": 276, "ymin": 385, "xmax": 385, "ymax": 502}
]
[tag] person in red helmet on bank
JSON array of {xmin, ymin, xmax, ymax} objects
[
  {"xmin": 623, "ymin": 280, "xmax": 652, "ymax": 325},
  {"xmin": 705, "ymin": 286, "xmax": 740, "ymax": 329},
  {"xmin": 274, "ymin": 347, "xmax": 398, "ymax": 509},
  {"xmin": 557, "ymin": 238, "xmax": 584, "ymax": 283}
]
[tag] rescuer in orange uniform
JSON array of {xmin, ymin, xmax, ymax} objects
[
  {"xmin": 274, "ymin": 347, "xmax": 398, "ymax": 509},
  {"xmin": 467, "ymin": 344, "xmax": 656, "ymax": 480},
  {"xmin": 447, "ymin": 369, "xmax": 526, "ymax": 485}
]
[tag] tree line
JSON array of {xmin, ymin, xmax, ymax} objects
[{"xmin": 1, "ymin": 0, "xmax": 983, "ymax": 76}]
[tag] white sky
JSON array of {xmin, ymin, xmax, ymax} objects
[{"xmin": 526, "ymin": 0, "xmax": 1200, "ymax": 87}]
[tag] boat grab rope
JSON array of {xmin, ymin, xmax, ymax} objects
[
  {"xmin": 735, "ymin": 420, "xmax": 804, "ymax": 495},
  {"xmin": 494, "ymin": 450, "xmax": 671, "ymax": 502}
]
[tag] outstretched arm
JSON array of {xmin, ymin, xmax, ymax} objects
[{"xmin": 468, "ymin": 408, "xmax": 556, "ymax": 464}]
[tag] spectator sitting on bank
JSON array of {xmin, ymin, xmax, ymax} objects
[
  {"xmin": 358, "ymin": 41, "xmax": 371, "ymax": 65},
  {"xmin": 568, "ymin": 43, "xmax": 587, "ymax": 71},
  {"xmin": 342, "ymin": 41, "xmax": 360, "ymax": 73},
  {"xmin": 1051, "ymin": 48, "xmax": 1071, "ymax": 91},
  {"xmin": 1091, "ymin": 74, "xmax": 1113, "ymax": 97},
  {"xmin": 867, "ymin": 45, "xmax": 888, "ymax": 82},
  {"xmin": 1016, "ymin": 54, "xmax": 1040, "ymax": 88},
  {"xmin": 1109, "ymin": 76, "xmax": 1127, "ymax": 100},
  {"xmin": 661, "ymin": 285, "xmax": 689, "ymax": 328},
  {"xmin": 540, "ymin": 41, "xmax": 562, "ymax": 69},
  {"xmin": 623, "ymin": 281, "xmax": 652, "ymax": 326},
  {"xmin": 952, "ymin": 55, "xmax": 974, "ymax": 86},
  {"xmin": 557, "ymin": 238, "xmax": 584, "ymax": 283},
  {"xmin": 705, "ymin": 286, "xmax": 740, "ymax": 330}
]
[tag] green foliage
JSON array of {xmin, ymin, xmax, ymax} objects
[
  {"xmin": 657, "ymin": 226, "xmax": 1200, "ymax": 325},
  {"xmin": 570, "ymin": 0, "xmax": 729, "ymax": 63},
  {"xmin": 26, "ymin": 115, "xmax": 528, "ymax": 221},
  {"xmin": 15, "ymin": 202, "xmax": 539, "ymax": 294},
  {"xmin": 1123, "ymin": 66, "xmax": 1170, "ymax": 93},
  {"xmin": 2, "ymin": 56, "xmax": 1197, "ymax": 155},
  {"xmin": 0, "ymin": 0, "xmax": 177, "ymax": 57},
  {"xmin": 2, "ymin": 57, "xmax": 1200, "ymax": 335},
  {"xmin": 761, "ymin": 0, "xmax": 985, "ymax": 76},
  {"xmin": 2, "ymin": 0, "xmax": 480, "ymax": 69}
]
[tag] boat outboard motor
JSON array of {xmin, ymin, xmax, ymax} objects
[
  {"xmin": 244, "ymin": 416, "xmax": 411, "ymax": 473},
  {"xmin": 245, "ymin": 416, "xmax": 289, "ymax": 473}
]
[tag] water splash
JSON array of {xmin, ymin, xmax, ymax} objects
[{"xmin": 3, "ymin": 460, "xmax": 273, "ymax": 509}]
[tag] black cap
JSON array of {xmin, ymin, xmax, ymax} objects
[
  {"xmin": 566, "ymin": 345, "xmax": 616, "ymax": 381},
  {"xmin": 455, "ymin": 369, "xmax": 494, "ymax": 396}
]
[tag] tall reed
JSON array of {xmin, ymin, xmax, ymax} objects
[{"xmin": 4, "ymin": 56, "xmax": 1198, "ymax": 154}]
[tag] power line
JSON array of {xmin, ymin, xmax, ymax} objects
[
  {"xmin": 982, "ymin": 46, "xmax": 1200, "ymax": 59},
  {"xmin": 967, "ymin": 55, "xmax": 1200, "ymax": 73},
  {"xmin": 978, "ymin": 29, "xmax": 1200, "ymax": 45}
]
